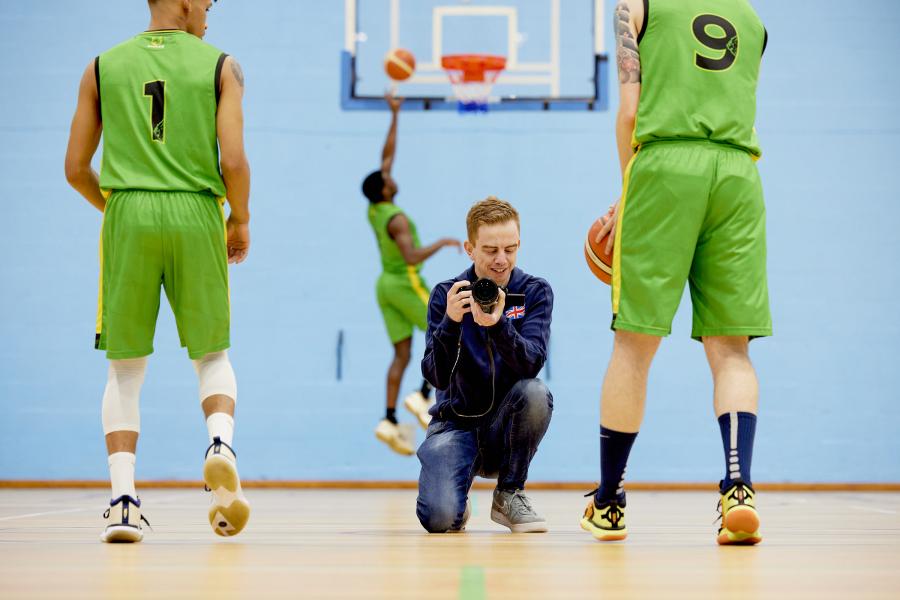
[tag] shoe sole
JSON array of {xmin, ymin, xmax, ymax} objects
[
  {"xmin": 101, "ymin": 525, "xmax": 143, "ymax": 543},
  {"xmin": 403, "ymin": 396, "xmax": 431, "ymax": 430},
  {"xmin": 204, "ymin": 455, "xmax": 251, "ymax": 537},
  {"xmin": 717, "ymin": 506, "xmax": 761, "ymax": 545},
  {"xmin": 490, "ymin": 509, "xmax": 548, "ymax": 533},
  {"xmin": 579, "ymin": 518, "xmax": 627, "ymax": 541},
  {"xmin": 375, "ymin": 429, "xmax": 415, "ymax": 456}
]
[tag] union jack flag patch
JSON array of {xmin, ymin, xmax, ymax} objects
[{"xmin": 505, "ymin": 306, "xmax": 526, "ymax": 320}]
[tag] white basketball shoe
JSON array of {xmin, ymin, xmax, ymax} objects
[
  {"xmin": 204, "ymin": 436, "xmax": 251, "ymax": 537},
  {"xmin": 375, "ymin": 419, "xmax": 416, "ymax": 455},
  {"xmin": 403, "ymin": 391, "xmax": 434, "ymax": 429},
  {"xmin": 101, "ymin": 495, "xmax": 149, "ymax": 543}
]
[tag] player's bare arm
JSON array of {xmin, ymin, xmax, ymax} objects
[
  {"xmin": 217, "ymin": 55, "xmax": 251, "ymax": 264},
  {"xmin": 597, "ymin": 0, "xmax": 644, "ymax": 253},
  {"xmin": 387, "ymin": 214, "xmax": 461, "ymax": 265},
  {"xmin": 381, "ymin": 94, "xmax": 401, "ymax": 175},
  {"xmin": 64, "ymin": 59, "xmax": 105, "ymax": 212}
]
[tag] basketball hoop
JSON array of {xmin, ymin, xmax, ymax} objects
[{"xmin": 441, "ymin": 54, "xmax": 507, "ymax": 113}]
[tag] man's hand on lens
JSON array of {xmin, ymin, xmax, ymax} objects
[
  {"xmin": 447, "ymin": 280, "xmax": 472, "ymax": 323},
  {"xmin": 471, "ymin": 288, "xmax": 506, "ymax": 328}
]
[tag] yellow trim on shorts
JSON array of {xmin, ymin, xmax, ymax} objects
[
  {"xmin": 95, "ymin": 190, "xmax": 113, "ymax": 336},
  {"xmin": 612, "ymin": 151, "xmax": 640, "ymax": 314},
  {"xmin": 218, "ymin": 200, "xmax": 231, "ymax": 313},
  {"xmin": 407, "ymin": 265, "xmax": 430, "ymax": 305}
]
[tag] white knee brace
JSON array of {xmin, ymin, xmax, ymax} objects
[
  {"xmin": 101, "ymin": 357, "xmax": 148, "ymax": 434},
  {"xmin": 193, "ymin": 350, "xmax": 237, "ymax": 404}
]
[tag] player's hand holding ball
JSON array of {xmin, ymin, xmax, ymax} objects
[
  {"xmin": 596, "ymin": 200, "xmax": 619, "ymax": 255},
  {"xmin": 226, "ymin": 214, "xmax": 250, "ymax": 264},
  {"xmin": 447, "ymin": 281, "xmax": 473, "ymax": 323}
]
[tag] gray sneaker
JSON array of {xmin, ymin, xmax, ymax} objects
[{"xmin": 490, "ymin": 488, "xmax": 548, "ymax": 533}]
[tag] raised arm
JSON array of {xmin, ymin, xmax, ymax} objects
[
  {"xmin": 387, "ymin": 214, "xmax": 461, "ymax": 266},
  {"xmin": 217, "ymin": 55, "xmax": 251, "ymax": 263},
  {"xmin": 614, "ymin": 0, "xmax": 643, "ymax": 178},
  {"xmin": 380, "ymin": 95, "xmax": 401, "ymax": 175},
  {"xmin": 64, "ymin": 59, "xmax": 105, "ymax": 212}
]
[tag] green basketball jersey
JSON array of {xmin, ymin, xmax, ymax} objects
[
  {"xmin": 368, "ymin": 202, "xmax": 422, "ymax": 275},
  {"xmin": 634, "ymin": 0, "xmax": 766, "ymax": 156},
  {"xmin": 98, "ymin": 30, "xmax": 227, "ymax": 196}
]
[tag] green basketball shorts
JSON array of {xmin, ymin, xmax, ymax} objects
[
  {"xmin": 95, "ymin": 190, "xmax": 230, "ymax": 359},
  {"xmin": 376, "ymin": 268, "xmax": 430, "ymax": 344},
  {"xmin": 612, "ymin": 141, "xmax": 772, "ymax": 340}
]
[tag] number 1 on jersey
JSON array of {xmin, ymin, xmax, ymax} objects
[{"xmin": 143, "ymin": 80, "xmax": 166, "ymax": 143}]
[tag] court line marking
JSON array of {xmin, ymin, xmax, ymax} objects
[
  {"xmin": 0, "ymin": 493, "xmax": 191, "ymax": 522},
  {"xmin": 848, "ymin": 505, "xmax": 897, "ymax": 515},
  {"xmin": 459, "ymin": 565, "xmax": 486, "ymax": 600}
]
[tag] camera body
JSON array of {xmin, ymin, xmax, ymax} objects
[{"xmin": 459, "ymin": 278, "xmax": 526, "ymax": 314}]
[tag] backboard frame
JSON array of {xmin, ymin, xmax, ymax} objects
[{"xmin": 341, "ymin": 0, "xmax": 609, "ymax": 112}]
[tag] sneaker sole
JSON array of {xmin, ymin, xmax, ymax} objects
[
  {"xmin": 403, "ymin": 396, "xmax": 431, "ymax": 430},
  {"xmin": 491, "ymin": 509, "xmax": 548, "ymax": 533},
  {"xmin": 204, "ymin": 455, "xmax": 250, "ymax": 537},
  {"xmin": 375, "ymin": 429, "xmax": 415, "ymax": 456},
  {"xmin": 101, "ymin": 525, "xmax": 143, "ymax": 543},
  {"xmin": 580, "ymin": 517, "xmax": 627, "ymax": 541},
  {"xmin": 717, "ymin": 506, "xmax": 761, "ymax": 545}
]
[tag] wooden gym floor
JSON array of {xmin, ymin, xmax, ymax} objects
[{"xmin": 1, "ymin": 489, "xmax": 898, "ymax": 599}]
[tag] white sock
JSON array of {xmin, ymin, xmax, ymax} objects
[
  {"xmin": 206, "ymin": 413, "xmax": 235, "ymax": 447},
  {"xmin": 108, "ymin": 452, "xmax": 136, "ymax": 499}
]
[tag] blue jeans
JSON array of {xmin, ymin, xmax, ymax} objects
[{"xmin": 416, "ymin": 378, "xmax": 553, "ymax": 533}]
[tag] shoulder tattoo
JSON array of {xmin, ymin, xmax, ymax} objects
[{"xmin": 614, "ymin": 0, "xmax": 641, "ymax": 84}]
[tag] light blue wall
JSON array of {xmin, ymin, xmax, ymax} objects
[{"xmin": 1, "ymin": 1, "xmax": 898, "ymax": 482}]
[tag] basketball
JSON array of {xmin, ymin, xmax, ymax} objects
[
  {"xmin": 384, "ymin": 48, "xmax": 416, "ymax": 81},
  {"xmin": 584, "ymin": 217, "xmax": 613, "ymax": 284}
]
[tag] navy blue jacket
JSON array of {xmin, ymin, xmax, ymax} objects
[{"xmin": 422, "ymin": 265, "xmax": 553, "ymax": 424}]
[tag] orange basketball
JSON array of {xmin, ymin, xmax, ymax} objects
[
  {"xmin": 384, "ymin": 48, "xmax": 416, "ymax": 81},
  {"xmin": 585, "ymin": 217, "xmax": 614, "ymax": 285}
]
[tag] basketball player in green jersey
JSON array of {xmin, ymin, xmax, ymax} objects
[
  {"xmin": 363, "ymin": 96, "xmax": 461, "ymax": 455},
  {"xmin": 65, "ymin": 0, "xmax": 251, "ymax": 542},
  {"xmin": 580, "ymin": 0, "xmax": 770, "ymax": 545}
]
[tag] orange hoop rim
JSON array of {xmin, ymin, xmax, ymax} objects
[{"xmin": 441, "ymin": 54, "xmax": 507, "ymax": 83}]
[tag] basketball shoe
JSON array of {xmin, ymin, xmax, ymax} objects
[
  {"xmin": 374, "ymin": 419, "xmax": 415, "ymax": 455},
  {"xmin": 580, "ymin": 489, "xmax": 627, "ymax": 541},
  {"xmin": 716, "ymin": 481, "xmax": 762, "ymax": 545},
  {"xmin": 403, "ymin": 391, "xmax": 434, "ymax": 429},
  {"xmin": 101, "ymin": 495, "xmax": 149, "ymax": 543},
  {"xmin": 204, "ymin": 436, "xmax": 251, "ymax": 537}
]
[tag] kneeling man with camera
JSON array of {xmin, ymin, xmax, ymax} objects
[{"xmin": 417, "ymin": 196, "xmax": 554, "ymax": 533}]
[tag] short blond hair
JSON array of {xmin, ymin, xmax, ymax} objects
[{"xmin": 465, "ymin": 196, "xmax": 520, "ymax": 242}]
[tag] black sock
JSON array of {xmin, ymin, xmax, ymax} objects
[
  {"xmin": 420, "ymin": 380, "xmax": 433, "ymax": 399},
  {"xmin": 717, "ymin": 412, "xmax": 756, "ymax": 491},
  {"xmin": 596, "ymin": 426, "xmax": 638, "ymax": 505},
  {"xmin": 385, "ymin": 408, "xmax": 397, "ymax": 424}
]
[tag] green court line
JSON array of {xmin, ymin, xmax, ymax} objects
[{"xmin": 459, "ymin": 565, "xmax": 486, "ymax": 600}]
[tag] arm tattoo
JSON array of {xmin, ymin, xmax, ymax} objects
[
  {"xmin": 230, "ymin": 59, "xmax": 245, "ymax": 88},
  {"xmin": 614, "ymin": 0, "xmax": 641, "ymax": 84}
]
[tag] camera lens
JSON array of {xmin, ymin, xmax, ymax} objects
[{"xmin": 471, "ymin": 278, "xmax": 499, "ymax": 312}]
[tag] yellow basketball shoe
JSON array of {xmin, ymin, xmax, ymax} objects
[
  {"xmin": 100, "ymin": 495, "xmax": 150, "ymax": 543},
  {"xmin": 204, "ymin": 437, "xmax": 251, "ymax": 537},
  {"xmin": 716, "ymin": 481, "xmax": 762, "ymax": 545},
  {"xmin": 580, "ymin": 491, "xmax": 627, "ymax": 541}
]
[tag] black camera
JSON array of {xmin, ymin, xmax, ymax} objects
[{"xmin": 460, "ymin": 278, "xmax": 501, "ymax": 313}]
